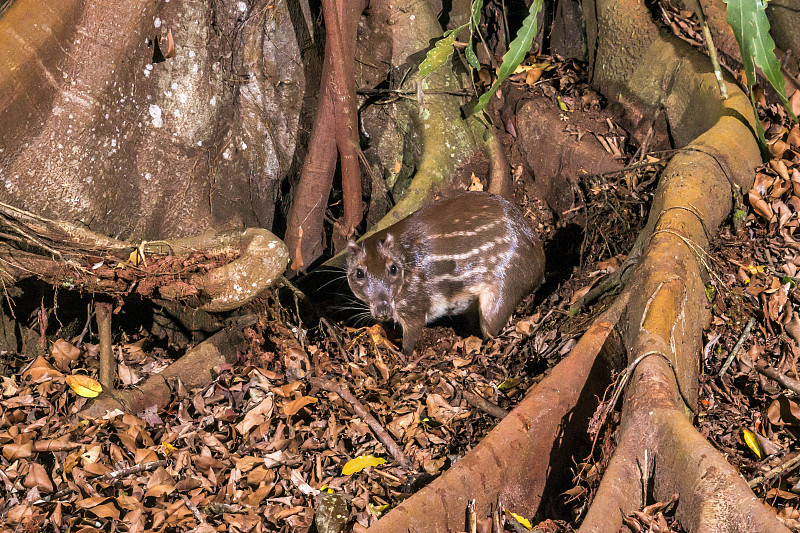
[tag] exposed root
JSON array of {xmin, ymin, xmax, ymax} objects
[{"xmin": 367, "ymin": 293, "xmax": 629, "ymax": 532}]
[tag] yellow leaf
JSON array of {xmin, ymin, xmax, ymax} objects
[
  {"xmin": 342, "ymin": 455, "xmax": 385, "ymax": 475},
  {"xmin": 161, "ymin": 442, "xmax": 177, "ymax": 454},
  {"xmin": 742, "ymin": 428, "xmax": 765, "ymax": 459},
  {"xmin": 468, "ymin": 174, "xmax": 484, "ymax": 191},
  {"xmin": 368, "ymin": 502, "xmax": 390, "ymax": 517},
  {"xmin": 128, "ymin": 249, "xmax": 143, "ymax": 266},
  {"xmin": 65, "ymin": 375, "xmax": 103, "ymax": 398},
  {"xmin": 557, "ymin": 96, "xmax": 569, "ymax": 112},
  {"xmin": 508, "ymin": 511, "xmax": 532, "ymax": 530}
]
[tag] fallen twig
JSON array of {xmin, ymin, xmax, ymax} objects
[
  {"xmin": 37, "ymin": 459, "xmax": 168, "ymax": 503},
  {"xmin": 309, "ymin": 377, "xmax": 411, "ymax": 470},
  {"xmin": 755, "ymin": 361, "xmax": 800, "ymax": 396},
  {"xmin": 319, "ymin": 316, "xmax": 353, "ymax": 362},
  {"xmin": 461, "ymin": 388, "xmax": 509, "ymax": 419},
  {"xmin": 748, "ymin": 452, "xmax": 800, "ymax": 488},
  {"xmin": 718, "ymin": 317, "xmax": 755, "ymax": 377},
  {"xmin": 181, "ymin": 493, "xmax": 207, "ymax": 524}
]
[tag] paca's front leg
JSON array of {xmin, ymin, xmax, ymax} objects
[
  {"xmin": 398, "ymin": 314, "xmax": 425, "ymax": 357},
  {"xmin": 478, "ymin": 284, "xmax": 516, "ymax": 338}
]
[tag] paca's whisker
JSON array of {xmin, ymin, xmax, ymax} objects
[
  {"xmin": 350, "ymin": 313, "xmax": 375, "ymax": 327},
  {"xmin": 332, "ymin": 303, "xmax": 369, "ymax": 313},
  {"xmin": 317, "ymin": 276, "xmax": 349, "ymax": 291},
  {"xmin": 338, "ymin": 294, "xmax": 368, "ymax": 306}
]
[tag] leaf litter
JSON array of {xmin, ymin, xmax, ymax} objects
[
  {"xmin": 7, "ymin": 39, "xmax": 796, "ymax": 533},
  {"xmin": 0, "ymin": 52, "xmax": 669, "ymax": 533}
]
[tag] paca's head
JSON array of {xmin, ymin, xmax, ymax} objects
[{"xmin": 346, "ymin": 233, "xmax": 405, "ymax": 322}]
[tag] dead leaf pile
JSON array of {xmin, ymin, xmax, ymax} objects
[{"xmin": 700, "ymin": 88, "xmax": 800, "ymax": 530}]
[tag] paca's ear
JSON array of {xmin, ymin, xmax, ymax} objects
[
  {"xmin": 379, "ymin": 233, "xmax": 394, "ymax": 250},
  {"xmin": 347, "ymin": 239, "xmax": 360, "ymax": 255}
]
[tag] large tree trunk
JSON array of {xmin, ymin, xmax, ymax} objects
[{"xmin": 0, "ymin": 0, "xmax": 312, "ymax": 239}]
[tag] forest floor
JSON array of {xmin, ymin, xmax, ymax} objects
[{"xmin": 3, "ymin": 32, "xmax": 800, "ymax": 533}]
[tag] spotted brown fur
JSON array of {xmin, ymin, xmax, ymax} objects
[{"xmin": 347, "ymin": 192, "xmax": 545, "ymax": 356}]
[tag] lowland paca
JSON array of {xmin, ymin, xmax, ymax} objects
[{"xmin": 346, "ymin": 191, "xmax": 545, "ymax": 356}]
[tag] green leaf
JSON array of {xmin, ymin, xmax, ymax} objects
[
  {"xmin": 418, "ymin": 26, "xmax": 466, "ymax": 79},
  {"xmin": 473, "ymin": 0, "xmax": 543, "ymax": 114},
  {"xmin": 705, "ymin": 284, "xmax": 715, "ymax": 302},
  {"xmin": 470, "ymin": 0, "xmax": 482, "ymax": 29},
  {"xmin": 724, "ymin": 0, "xmax": 797, "ymax": 122},
  {"xmin": 465, "ymin": 44, "xmax": 480, "ymax": 70},
  {"xmin": 465, "ymin": 0, "xmax": 484, "ymax": 70}
]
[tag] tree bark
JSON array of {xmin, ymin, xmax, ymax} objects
[{"xmin": 284, "ymin": 0, "xmax": 367, "ymax": 273}]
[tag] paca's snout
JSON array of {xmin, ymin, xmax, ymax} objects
[{"xmin": 371, "ymin": 299, "xmax": 393, "ymax": 321}]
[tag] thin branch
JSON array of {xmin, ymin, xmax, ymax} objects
[
  {"xmin": 755, "ymin": 361, "xmax": 800, "ymax": 396},
  {"xmin": 310, "ymin": 377, "xmax": 411, "ymax": 470},
  {"xmin": 36, "ymin": 460, "xmax": 168, "ymax": 503},
  {"xmin": 461, "ymin": 388, "xmax": 509, "ymax": 419},
  {"xmin": 748, "ymin": 452, "xmax": 800, "ymax": 488},
  {"xmin": 718, "ymin": 317, "xmax": 755, "ymax": 377}
]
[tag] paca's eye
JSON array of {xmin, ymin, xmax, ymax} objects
[
  {"xmin": 388, "ymin": 264, "xmax": 397, "ymax": 276},
  {"xmin": 355, "ymin": 268, "xmax": 365, "ymax": 279}
]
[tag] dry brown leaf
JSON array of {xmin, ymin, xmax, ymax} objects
[
  {"xmin": 426, "ymin": 393, "xmax": 460, "ymax": 424},
  {"xmin": 247, "ymin": 466, "xmax": 276, "ymax": 487},
  {"xmin": 282, "ymin": 395, "xmax": 318, "ymax": 417},
  {"xmin": 452, "ymin": 356, "xmax": 473, "ymax": 368},
  {"xmin": 515, "ymin": 316, "xmax": 537, "ymax": 336},
  {"xmin": 790, "ymin": 88, "xmax": 800, "ymax": 118},
  {"xmin": 525, "ymin": 67, "xmax": 543, "ymax": 85},
  {"xmin": 3, "ymin": 440, "xmax": 33, "ymax": 460},
  {"xmin": 23, "ymin": 356, "xmax": 63, "ymax": 382},
  {"xmin": 772, "ymin": 179, "xmax": 792, "ymax": 199},
  {"xmin": 24, "ymin": 463, "xmax": 54, "ymax": 492},
  {"xmin": 770, "ymin": 139, "xmax": 789, "ymax": 158},
  {"xmin": 65, "ymin": 374, "xmax": 102, "ymax": 398},
  {"xmin": 81, "ymin": 444, "xmax": 102, "ymax": 464},
  {"xmin": 83, "ymin": 462, "xmax": 112, "ymax": 477},
  {"xmin": 236, "ymin": 394, "xmax": 274, "ymax": 436},
  {"xmin": 1, "ymin": 376, "xmax": 17, "ymax": 397},
  {"xmin": 193, "ymin": 455, "xmax": 225, "ymax": 472},
  {"xmin": 786, "ymin": 314, "xmax": 800, "ymax": 345},
  {"xmin": 570, "ymin": 282, "xmax": 594, "ymax": 305},
  {"xmin": 754, "ymin": 172, "xmax": 776, "ymax": 192},
  {"xmin": 422, "ymin": 455, "xmax": 447, "ymax": 474},
  {"xmin": 116, "ymin": 494, "xmax": 143, "ymax": 511},
  {"xmin": 76, "ymin": 497, "xmax": 121, "ymax": 519},
  {"xmin": 748, "ymin": 190, "xmax": 775, "ymax": 220},
  {"xmin": 117, "ymin": 363, "xmax": 141, "ymax": 386},
  {"xmin": 51, "ymin": 339, "xmax": 81, "ymax": 371},
  {"xmin": 767, "ymin": 395, "xmax": 800, "ymax": 426},
  {"xmin": 6, "ymin": 503, "xmax": 33, "ymax": 525},
  {"xmin": 274, "ymin": 381, "xmax": 304, "ymax": 398},
  {"xmin": 770, "ymin": 159, "xmax": 791, "ymax": 182},
  {"xmin": 766, "ymin": 487, "xmax": 799, "ymax": 500},
  {"xmin": 461, "ymin": 336, "xmax": 483, "ymax": 355},
  {"xmin": 144, "ymin": 483, "xmax": 175, "ymax": 498},
  {"xmin": 788, "ymin": 124, "xmax": 800, "ymax": 148},
  {"xmin": 122, "ymin": 339, "xmax": 147, "ymax": 363}
]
